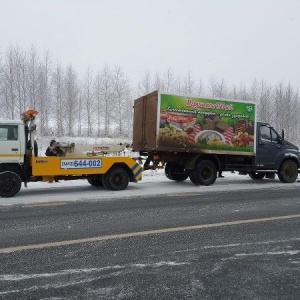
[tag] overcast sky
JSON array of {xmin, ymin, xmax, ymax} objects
[{"xmin": 0, "ymin": 0, "xmax": 299, "ymax": 89}]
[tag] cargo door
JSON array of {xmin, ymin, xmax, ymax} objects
[
  {"xmin": 133, "ymin": 91, "xmax": 158, "ymax": 151},
  {"xmin": 0, "ymin": 125, "xmax": 21, "ymax": 162}
]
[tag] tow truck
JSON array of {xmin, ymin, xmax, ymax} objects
[{"xmin": 0, "ymin": 110, "xmax": 142, "ymax": 197}]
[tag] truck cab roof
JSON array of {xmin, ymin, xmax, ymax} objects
[{"xmin": 0, "ymin": 120, "xmax": 23, "ymax": 125}]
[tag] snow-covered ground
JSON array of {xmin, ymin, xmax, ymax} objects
[{"xmin": 1, "ymin": 169, "xmax": 299, "ymax": 206}]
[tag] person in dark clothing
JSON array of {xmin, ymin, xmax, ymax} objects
[
  {"xmin": 45, "ymin": 140, "xmax": 57, "ymax": 156},
  {"xmin": 45, "ymin": 140, "xmax": 59, "ymax": 182}
]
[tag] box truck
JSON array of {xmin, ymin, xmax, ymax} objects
[{"xmin": 133, "ymin": 91, "xmax": 300, "ymax": 185}]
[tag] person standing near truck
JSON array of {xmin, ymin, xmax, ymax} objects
[
  {"xmin": 45, "ymin": 140, "xmax": 58, "ymax": 156},
  {"xmin": 45, "ymin": 140, "xmax": 59, "ymax": 182}
]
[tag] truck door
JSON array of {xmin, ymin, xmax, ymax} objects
[
  {"xmin": 0, "ymin": 125, "xmax": 21, "ymax": 162},
  {"xmin": 256, "ymin": 124, "xmax": 281, "ymax": 167}
]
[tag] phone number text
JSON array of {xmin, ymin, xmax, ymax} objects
[{"xmin": 60, "ymin": 159, "xmax": 102, "ymax": 169}]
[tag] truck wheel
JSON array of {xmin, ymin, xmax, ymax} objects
[
  {"xmin": 103, "ymin": 167, "xmax": 129, "ymax": 190},
  {"xmin": 164, "ymin": 162, "xmax": 188, "ymax": 182},
  {"xmin": 278, "ymin": 160, "xmax": 298, "ymax": 183},
  {"xmin": 195, "ymin": 160, "xmax": 217, "ymax": 186},
  {"xmin": 164, "ymin": 162, "xmax": 175, "ymax": 180},
  {"xmin": 0, "ymin": 171, "xmax": 22, "ymax": 198},
  {"xmin": 87, "ymin": 176, "xmax": 103, "ymax": 186},
  {"xmin": 189, "ymin": 171, "xmax": 200, "ymax": 186},
  {"xmin": 172, "ymin": 173, "xmax": 189, "ymax": 181},
  {"xmin": 249, "ymin": 171, "xmax": 265, "ymax": 180}
]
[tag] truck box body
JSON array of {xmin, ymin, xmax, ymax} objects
[{"xmin": 133, "ymin": 91, "xmax": 257, "ymax": 156}]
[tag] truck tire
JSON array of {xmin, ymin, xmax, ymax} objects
[
  {"xmin": 0, "ymin": 171, "xmax": 22, "ymax": 198},
  {"xmin": 87, "ymin": 176, "xmax": 103, "ymax": 186},
  {"xmin": 195, "ymin": 160, "xmax": 217, "ymax": 186},
  {"xmin": 189, "ymin": 171, "xmax": 200, "ymax": 186},
  {"xmin": 249, "ymin": 171, "xmax": 265, "ymax": 180},
  {"xmin": 102, "ymin": 166, "xmax": 129, "ymax": 190},
  {"xmin": 164, "ymin": 162, "xmax": 189, "ymax": 182},
  {"xmin": 278, "ymin": 160, "xmax": 298, "ymax": 183},
  {"xmin": 164, "ymin": 162, "xmax": 174, "ymax": 180},
  {"xmin": 172, "ymin": 174, "xmax": 189, "ymax": 181}
]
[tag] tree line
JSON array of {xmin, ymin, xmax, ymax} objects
[
  {"xmin": 0, "ymin": 45, "xmax": 133, "ymax": 138},
  {"xmin": 0, "ymin": 45, "xmax": 299, "ymax": 144}
]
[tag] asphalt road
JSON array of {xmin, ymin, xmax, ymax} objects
[{"xmin": 0, "ymin": 183, "xmax": 300, "ymax": 299}]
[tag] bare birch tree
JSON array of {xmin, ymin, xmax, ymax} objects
[
  {"xmin": 82, "ymin": 67, "xmax": 94, "ymax": 136},
  {"xmin": 195, "ymin": 79, "xmax": 205, "ymax": 96},
  {"xmin": 249, "ymin": 79, "xmax": 259, "ymax": 101},
  {"xmin": 153, "ymin": 72, "xmax": 164, "ymax": 91},
  {"xmin": 64, "ymin": 65, "xmax": 79, "ymax": 136},
  {"xmin": 123, "ymin": 92, "xmax": 134, "ymax": 138},
  {"xmin": 98, "ymin": 65, "xmax": 113, "ymax": 136},
  {"xmin": 94, "ymin": 72, "xmax": 104, "ymax": 136},
  {"xmin": 137, "ymin": 70, "xmax": 152, "ymax": 96},
  {"xmin": 240, "ymin": 84, "xmax": 249, "ymax": 101},
  {"xmin": 3, "ymin": 46, "xmax": 16, "ymax": 119},
  {"xmin": 27, "ymin": 46, "xmax": 40, "ymax": 109},
  {"xmin": 229, "ymin": 83, "xmax": 238, "ymax": 99},
  {"xmin": 38, "ymin": 50, "xmax": 52, "ymax": 135},
  {"xmin": 13, "ymin": 46, "xmax": 28, "ymax": 113},
  {"xmin": 207, "ymin": 76, "xmax": 218, "ymax": 98},
  {"xmin": 173, "ymin": 76, "xmax": 183, "ymax": 94},
  {"xmin": 182, "ymin": 72, "xmax": 194, "ymax": 94},
  {"xmin": 292, "ymin": 90, "xmax": 300, "ymax": 144},
  {"xmin": 52, "ymin": 62, "xmax": 65, "ymax": 136},
  {"xmin": 112, "ymin": 66, "xmax": 131, "ymax": 136},
  {"xmin": 273, "ymin": 82, "xmax": 285, "ymax": 131},
  {"xmin": 257, "ymin": 80, "xmax": 273, "ymax": 123},
  {"xmin": 163, "ymin": 68, "xmax": 175, "ymax": 92},
  {"xmin": 77, "ymin": 91, "xmax": 83, "ymax": 136},
  {"xmin": 283, "ymin": 83, "xmax": 296, "ymax": 140},
  {"xmin": 216, "ymin": 78, "xmax": 228, "ymax": 98}
]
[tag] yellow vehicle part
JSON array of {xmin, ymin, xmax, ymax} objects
[{"xmin": 31, "ymin": 156, "xmax": 142, "ymax": 181}]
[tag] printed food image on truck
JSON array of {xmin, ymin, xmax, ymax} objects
[{"xmin": 158, "ymin": 93, "xmax": 256, "ymax": 154}]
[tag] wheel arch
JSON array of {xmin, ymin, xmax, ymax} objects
[
  {"xmin": 185, "ymin": 154, "xmax": 220, "ymax": 171},
  {"xmin": 277, "ymin": 156, "xmax": 299, "ymax": 183},
  {"xmin": 277, "ymin": 155, "xmax": 300, "ymax": 173},
  {"xmin": 0, "ymin": 163, "xmax": 26, "ymax": 182},
  {"xmin": 107, "ymin": 162, "xmax": 134, "ymax": 182}
]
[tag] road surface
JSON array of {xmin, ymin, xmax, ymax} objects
[{"xmin": 0, "ymin": 174, "xmax": 300, "ymax": 299}]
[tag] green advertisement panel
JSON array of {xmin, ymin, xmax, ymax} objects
[{"xmin": 158, "ymin": 93, "xmax": 256, "ymax": 153}]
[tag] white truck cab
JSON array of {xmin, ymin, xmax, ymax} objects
[{"xmin": 0, "ymin": 120, "xmax": 25, "ymax": 163}]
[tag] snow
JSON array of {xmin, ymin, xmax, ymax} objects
[{"xmin": 0, "ymin": 169, "xmax": 299, "ymax": 206}]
